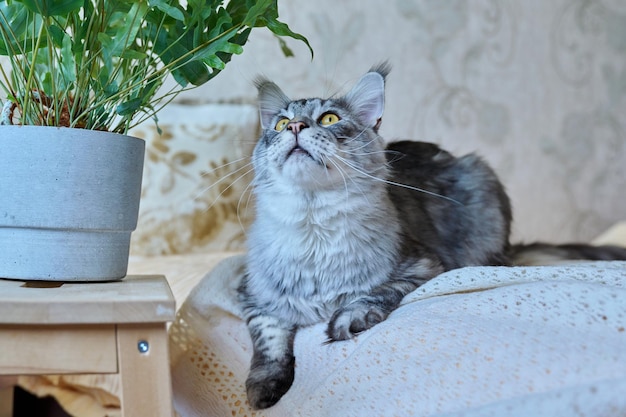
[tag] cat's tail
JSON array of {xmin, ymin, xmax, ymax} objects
[{"xmin": 509, "ymin": 242, "xmax": 626, "ymax": 266}]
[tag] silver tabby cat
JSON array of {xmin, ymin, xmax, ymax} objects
[{"xmin": 237, "ymin": 63, "xmax": 626, "ymax": 409}]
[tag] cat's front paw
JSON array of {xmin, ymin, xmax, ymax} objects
[
  {"xmin": 327, "ymin": 300, "xmax": 389, "ymax": 341},
  {"xmin": 245, "ymin": 356, "xmax": 295, "ymax": 409}
]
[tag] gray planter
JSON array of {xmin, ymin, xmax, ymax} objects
[{"xmin": 0, "ymin": 126, "xmax": 145, "ymax": 281}]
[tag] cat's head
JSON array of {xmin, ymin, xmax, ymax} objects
[{"xmin": 252, "ymin": 63, "xmax": 391, "ymax": 193}]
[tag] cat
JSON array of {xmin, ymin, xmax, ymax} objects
[{"xmin": 237, "ymin": 63, "xmax": 626, "ymax": 409}]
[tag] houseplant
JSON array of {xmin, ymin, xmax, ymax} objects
[{"xmin": 0, "ymin": 0, "xmax": 311, "ymax": 281}]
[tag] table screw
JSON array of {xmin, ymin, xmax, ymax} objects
[{"xmin": 138, "ymin": 340, "xmax": 150, "ymax": 354}]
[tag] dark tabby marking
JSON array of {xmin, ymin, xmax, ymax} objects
[{"xmin": 237, "ymin": 63, "xmax": 626, "ymax": 409}]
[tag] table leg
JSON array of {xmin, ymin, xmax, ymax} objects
[
  {"xmin": 117, "ymin": 323, "xmax": 173, "ymax": 417},
  {"xmin": 0, "ymin": 386, "xmax": 13, "ymax": 417}
]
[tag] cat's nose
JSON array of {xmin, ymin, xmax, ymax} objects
[{"xmin": 287, "ymin": 121, "xmax": 308, "ymax": 134}]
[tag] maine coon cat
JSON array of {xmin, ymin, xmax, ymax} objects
[{"xmin": 237, "ymin": 63, "xmax": 626, "ymax": 409}]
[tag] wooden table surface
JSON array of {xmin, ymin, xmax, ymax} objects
[{"xmin": 0, "ymin": 275, "xmax": 175, "ymax": 324}]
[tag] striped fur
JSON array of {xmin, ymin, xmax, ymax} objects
[{"xmin": 237, "ymin": 64, "xmax": 626, "ymax": 409}]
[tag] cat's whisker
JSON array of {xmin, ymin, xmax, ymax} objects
[
  {"xmin": 199, "ymin": 155, "xmax": 251, "ymax": 178},
  {"xmin": 324, "ymin": 155, "xmax": 350, "ymax": 196},
  {"xmin": 324, "ymin": 157, "xmax": 357, "ymax": 224},
  {"xmin": 339, "ymin": 148, "xmax": 407, "ymax": 168},
  {"xmin": 339, "ymin": 132, "xmax": 382, "ymax": 154},
  {"xmin": 382, "ymin": 149, "xmax": 407, "ymax": 164},
  {"xmin": 235, "ymin": 172, "xmax": 258, "ymax": 237},
  {"xmin": 326, "ymin": 156, "xmax": 373, "ymax": 207},
  {"xmin": 199, "ymin": 165, "xmax": 256, "ymax": 216},
  {"xmin": 243, "ymin": 177, "xmax": 258, "ymax": 214},
  {"xmin": 319, "ymin": 154, "xmax": 334, "ymax": 183},
  {"xmin": 334, "ymin": 154, "xmax": 463, "ymax": 205},
  {"xmin": 194, "ymin": 161, "xmax": 254, "ymax": 201},
  {"xmin": 338, "ymin": 126, "xmax": 370, "ymax": 147},
  {"xmin": 335, "ymin": 153, "xmax": 389, "ymax": 176},
  {"xmin": 335, "ymin": 124, "xmax": 366, "ymax": 144},
  {"xmin": 340, "ymin": 148, "xmax": 392, "ymax": 157}
]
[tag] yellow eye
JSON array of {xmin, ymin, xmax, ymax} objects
[
  {"xmin": 319, "ymin": 112, "xmax": 340, "ymax": 126},
  {"xmin": 275, "ymin": 118, "xmax": 290, "ymax": 131}
]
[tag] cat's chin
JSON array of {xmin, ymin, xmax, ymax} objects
[{"xmin": 280, "ymin": 157, "xmax": 343, "ymax": 191}]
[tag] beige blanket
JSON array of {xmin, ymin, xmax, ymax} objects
[{"xmin": 171, "ymin": 258, "xmax": 626, "ymax": 417}]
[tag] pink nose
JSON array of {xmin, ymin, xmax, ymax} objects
[{"xmin": 287, "ymin": 121, "xmax": 307, "ymax": 134}]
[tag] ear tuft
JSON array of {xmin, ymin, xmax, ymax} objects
[
  {"xmin": 370, "ymin": 61, "xmax": 391, "ymax": 80},
  {"xmin": 344, "ymin": 66, "xmax": 388, "ymax": 129},
  {"xmin": 255, "ymin": 77, "xmax": 290, "ymax": 129}
]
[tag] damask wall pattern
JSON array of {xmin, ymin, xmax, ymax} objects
[
  {"xmin": 130, "ymin": 0, "xmax": 626, "ymax": 254},
  {"xmin": 129, "ymin": 104, "xmax": 256, "ymax": 255}
]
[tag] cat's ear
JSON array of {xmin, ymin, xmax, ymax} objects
[
  {"xmin": 344, "ymin": 66, "xmax": 388, "ymax": 129},
  {"xmin": 255, "ymin": 78, "xmax": 291, "ymax": 129}
]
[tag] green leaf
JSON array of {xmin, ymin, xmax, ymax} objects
[
  {"xmin": 206, "ymin": 7, "xmax": 234, "ymax": 39},
  {"xmin": 120, "ymin": 49, "xmax": 148, "ymax": 60},
  {"xmin": 40, "ymin": 70, "xmax": 53, "ymax": 94},
  {"xmin": 106, "ymin": 2, "xmax": 149, "ymax": 57},
  {"xmin": 116, "ymin": 97, "xmax": 143, "ymax": 116},
  {"xmin": 0, "ymin": 2, "xmax": 38, "ymax": 55},
  {"xmin": 241, "ymin": 0, "xmax": 274, "ymax": 27},
  {"xmin": 193, "ymin": 36, "xmax": 244, "ymax": 62},
  {"xmin": 57, "ymin": 31, "xmax": 76, "ymax": 89},
  {"xmin": 47, "ymin": 24, "xmax": 65, "ymax": 47},
  {"xmin": 175, "ymin": 58, "xmax": 212, "ymax": 86},
  {"xmin": 265, "ymin": 18, "xmax": 313, "ymax": 59},
  {"xmin": 97, "ymin": 32, "xmax": 114, "ymax": 52},
  {"xmin": 275, "ymin": 35, "xmax": 294, "ymax": 57},
  {"xmin": 158, "ymin": 39, "xmax": 212, "ymax": 86},
  {"xmin": 149, "ymin": 0, "xmax": 185, "ymax": 21},
  {"xmin": 19, "ymin": 0, "xmax": 82, "ymax": 17}
]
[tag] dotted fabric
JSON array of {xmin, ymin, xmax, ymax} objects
[{"xmin": 168, "ymin": 258, "xmax": 626, "ymax": 417}]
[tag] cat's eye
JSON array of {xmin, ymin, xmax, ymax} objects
[
  {"xmin": 275, "ymin": 118, "xmax": 290, "ymax": 131},
  {"xmin": 319, "ymin": 112, "xmax": 340, "ymax": 126}
]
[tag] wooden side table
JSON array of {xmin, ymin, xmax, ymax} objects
[{"xmin": 0, "ymin": 275, "xmax": 176, "ymax": 417}]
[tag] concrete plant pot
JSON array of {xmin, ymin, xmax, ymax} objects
[{"xmin": 0, "ymin": 126, "xmax": 145, "ymax": 281}]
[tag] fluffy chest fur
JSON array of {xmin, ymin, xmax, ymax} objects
[
  {"xmin": 246, "ymin": 186, "xmax": 400, "ymax": 326},
  {"xmin": 238, "ymin": 65, "xmax": 626, "ymax": 411}
]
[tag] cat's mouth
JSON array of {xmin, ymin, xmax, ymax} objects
[
  {"xmin": 288, "ymin": 145, "xmax": 313, "ymax": 159},
  {"xmin": 286, "ymin": 145, "xmax": 329, "ymax": 169}
]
